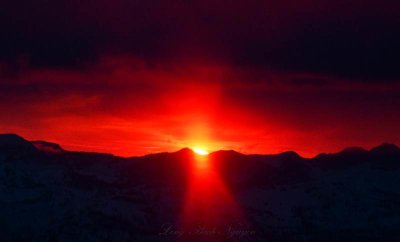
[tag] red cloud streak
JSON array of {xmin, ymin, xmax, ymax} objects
[{"xmin": 1, "ymin": 56, "xmax": 399, "ymax": 157}]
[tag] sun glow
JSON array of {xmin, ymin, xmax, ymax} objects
[{"xmin": 193, "ymin": 147, "xmax": 209, "ymax": 156}]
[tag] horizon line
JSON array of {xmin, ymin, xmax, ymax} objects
[{"xmin": 1, "ymin": 133, "xmax": 399, "ymax": 159}]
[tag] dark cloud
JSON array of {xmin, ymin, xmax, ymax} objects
[
  {"xmin": 1, "ymin": 0, "xmax": 400, "ymax": 81},
  {"xmin": 237, "ymin": 17, "xmax": 400, "ymax": 81}
]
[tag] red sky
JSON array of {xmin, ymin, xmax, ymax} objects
[{"xmin": 1, "ymin": 1, "xmax": 400, "ymax": 157}]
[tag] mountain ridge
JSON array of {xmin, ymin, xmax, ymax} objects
[
  {"xmin": 1, "ymin": 133, "xmax": 400, "ymax": 241},
  {"xmin": 1, "ymin": 133, "xmax": 399, "ymax": 160}
]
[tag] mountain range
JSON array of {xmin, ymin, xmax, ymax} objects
[{"xmin": 0, "ymin": 133, "xmax": 399, "ymax": 242}]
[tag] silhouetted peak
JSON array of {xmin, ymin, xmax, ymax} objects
[
  {"xmin": 31, "ymin": 140, "xmax": 64, "ymax": 153},
  {"xmin": 0, "ymin": 133, "xmax": 33, "ymax": 147},
  {"xmin": 277, "ymin": 151, "xmax": 301, "ymax": 160},
  {"xmin": 370, "ymin": 143, "xmax": 400, "ymax": 155},
  {"xmin": 0, "ymin": 133, "xmax": 37, "ymax": 154},
  {"xmin": 175, "ymin": 147, "xmax": 194, "ymax": 155},
  {"xmin": 209, "ymin": 150, "xmax": 243, "ymax": 157},
  {"xmin": 338, "ymin": 147, "xmax": 368, "ymax": 156},
  {"xmin": 315, "ymin": 147, "xmax": 367, "ymax": 160},
  {"xmin": 168, "ymin": 148, "xmax": 197, "ymax": 160},
  {"xmin": 0, "ymin": 133, "xmax": 27, "ymax": 145}
]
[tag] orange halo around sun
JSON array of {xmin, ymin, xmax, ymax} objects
[{"xmin": 193, "ymin": 147, "xmax": 209, "ymax": 156}]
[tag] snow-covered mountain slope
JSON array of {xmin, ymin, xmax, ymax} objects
[{"xmin": 0, "ymin": 134, "xmax": 399, "ymax": 241}]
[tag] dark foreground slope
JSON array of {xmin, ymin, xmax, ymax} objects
[{"xmin": 0, "ymin": 134, "xmax": 400, "ymax": 242}]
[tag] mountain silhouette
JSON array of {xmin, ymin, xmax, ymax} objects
[
  {"xmin": 0, "ymin": 133, "xmax": 400, "ymax": 242},
  {"xmin": 0, "ymin": 133, "xmax": 38, "ymax": 157},
  {"xmin": 370, "ymin": 143, "xmax": 400, "ymax": 156},
  {"xmin": 31, "ymin": 140, "xmax": 64, "ymax": 153}
]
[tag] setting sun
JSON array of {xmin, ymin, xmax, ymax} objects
[{"xmin": 193, "ymin": 147, "xmax": 209, "ymax": 156}]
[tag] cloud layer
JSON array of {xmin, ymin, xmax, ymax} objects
[{"xmin": 1, "ymin": 1, "xmax": 399, "ymax": 156}]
